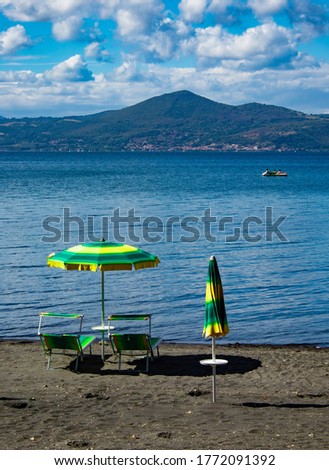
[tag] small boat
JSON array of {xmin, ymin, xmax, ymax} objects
[{"xmin": 262, "ymin": 169, "xmax": 288, "ymax": 177}]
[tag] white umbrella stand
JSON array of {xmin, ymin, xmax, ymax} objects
[{"xmin": 200, "ymin": 338, "xmax": 228, "ymax": 403}]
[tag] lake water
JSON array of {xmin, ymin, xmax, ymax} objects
[{"xmin": 1, "ymin": 151, "xmax": 329, "ymax": 347}]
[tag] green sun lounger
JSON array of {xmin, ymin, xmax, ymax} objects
[
  {"xmin": 110, "ymin": 333, "xmax": 162, "ymax": 372},
  {"xmin": 39, "ymin": 333, "xmax": 96, "ymax": 371}
]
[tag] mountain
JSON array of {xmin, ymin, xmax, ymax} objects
[{"xmin": 1, "ymin": 90, "xmax": 329, "ymax": 152}]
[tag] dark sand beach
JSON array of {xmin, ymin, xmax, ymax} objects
[{"xmin": 0, "ymin": 340, "xmax": 328, "ymax": 450}]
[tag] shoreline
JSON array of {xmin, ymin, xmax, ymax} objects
[
  {"xmin": 1, "ymin": 338, "xmax": 328, "ymax": 348},
  {"xmin": 1, "ymin": 340, "xmax": 328, "ymax": 450}
]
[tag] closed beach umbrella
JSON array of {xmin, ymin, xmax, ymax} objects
[
  {"xmin": 47, "ymin": 240, "xmax": 160, "ymax": 359},
  {"xmin": 201, "ymin": 255, "xmax": 229, "ymax": 402},
  {"xmin": 203, "ymin": 255, "xmax": 229, "ymax": 345}
]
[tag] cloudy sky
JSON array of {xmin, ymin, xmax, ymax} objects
[{"xmin": 0, "ymin": 0, "xmax": 328, "ymax": 117}]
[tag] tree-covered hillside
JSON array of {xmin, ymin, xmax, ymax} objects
[{"xmin": 1, "ymin": 90, "xmax": 329, "ymax": 152}]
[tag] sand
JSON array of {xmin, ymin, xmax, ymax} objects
[{"xmin": 0, "ymin": 340, "xmax": 328, "ymax": 450}]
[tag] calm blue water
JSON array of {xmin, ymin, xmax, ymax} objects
[{"xmin": 1, "ymin": 151, "xmax": 329, "ymax": 346}]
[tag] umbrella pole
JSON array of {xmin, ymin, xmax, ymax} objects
[
  {"xmin": 101, "ymin": 270, "xmax": 105, "ymax": 361},
  {"xmin": 211, "ymin": 365, "xmax": 216, "ymax": 403},
  {"xmin": 212, "ymin": 337, "xmax": 216, "ymax": 403},
  {"xmin": 212, "ymin": 337, "xmax": 216, "ymax": 361}
]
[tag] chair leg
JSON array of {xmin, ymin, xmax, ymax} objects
[
  {"xmin": 118, "ymin": 353, "xmax": 122, "ymax": 370},
  {"xmin": 75, "ymin": 353, "xmax": 79, "ymax": 371},
  {"xmin": 47, "ymin": 352, "xmax": 51, "ymax": 371},
  {"xmin": 146, "ymin": 352, "xmax": 149, "ymax": 373}
]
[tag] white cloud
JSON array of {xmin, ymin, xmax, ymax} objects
[
  {"xmin": 112, "ymin": 53, "xmax": 163, "ymax": 85},
  {"xmin": 0, "ymin": 25, "xmax": 31, "ymax": 55},
  {"xmin": 1, "ymin": 58, "xmax": 329, "ymax": 117},
  {"xmin": 0, "ymin": 0, "xmax": 165, "ymax": 40},
  {"xmin": 0, "ymin": 1, "xmax": 94, "ymax": 43},
  {"xmin": 115, "ymin": 8, "xmax": 146, "ymax": 36},
  {"xmin": 178, "ymin": 0, "xmax": 238, "ymax": 23},
  {"xmin": 0, "ymin": 1, "xmax": 49, "ymax": 21},
  {"xmin": 0, "ymin": 0, "xmax": 90, "ymax": 21},
  {"xmin": 178, "ymin": 0, "xmax": 207, "ymax": 23},
  {"xmin": 133, "ymin": 17, "xmax": 191, "ymax": 63},
  {"xmin": 146, "ymin": 61, "xmax": 329, "ymax": 114},
  {"xmin": 97, "ymin": 0, "xmax": 119, "ymax": 19},
  {"xmin": 114, "ymin": 0, "xmax": 164, "ymax": 37},
  {"xmin": 44, "ymin": 54, "xmax": 94, "ymax": 82},
  {"xmin": 52, "ymin": 16, "xmax": 83, "ymax": 41},
  {"xmin": 207, "ymin": 0, "xmax": 235, "ymax": 14},
  {"xmin": 113, "ymin": 55, "xmax": 143, "ymax": 81},
  {"xmin": 172, "ymin": 18, "xmax": 191, "ymax": 37},
  {"xmin": 183, "ymin": 23, "xmax": 298, "ymax": 69},
  {"xmin": 0, "ymin": 69, "xmax": 37, "ymax": 82},
  {"xmin": 0, "ymin": 0, "xmax": 328, "ymax": 118},
  {"xmin": 247, "ymin": 0, "xmax": 288, "ymax": 17},
  {"xmin": 84, "ymin": 41, "xmax": 111, "ymax": 62},
  {"xmin": 288, "ymin": 0, "xmax": 329, "ymax": 40},
  {"xmin": 143, "ymin": 31, "xmax": 176, "ymax": 61}
]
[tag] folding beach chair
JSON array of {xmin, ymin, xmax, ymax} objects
[
  {"xmin": 39, "ymin": 333, "xmax": 96, "ymax": 371},
  {"xmin": 109, "ymin": 333, "xmax": 162, "ymax": 372},
  {"xmin": 38, "ymin": 312, "xmax": 95, "ymax": 371},
  {"xmin": 108, "ymin": 314, "xmax": 162, "ymax": 372}
]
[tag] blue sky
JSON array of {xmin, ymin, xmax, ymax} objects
[{"xmin": 0, "ymin": 0, "xmax": 328, "ymax": 117}]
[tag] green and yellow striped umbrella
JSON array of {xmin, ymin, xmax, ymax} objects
[
  {"xmin": 201, "ymin": 256, "xmax": 229, "ymax": 403},
  {"xmin": 47, "ymin": 240, "xmax": 160, "ymax": 359},
  {"xmin": 203, "ymin": 255, "xmax": 229, "ymax": 343},
  {"xmin": 47, "ymin": 241, "xmax": 160, "ymax": 272}
]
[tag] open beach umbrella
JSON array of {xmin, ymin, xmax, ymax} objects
[
  {"xmin": 47, "ymin": 240, "xmax": 160, "ymax": 360},
  {"xmin": 201, "ymin": 255, "xmax": 229, "ymax": 402}
]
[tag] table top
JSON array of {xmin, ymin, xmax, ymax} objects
[
  {"xmin": 200, "ymin": 359, "xmax": 228, "ymax": 366},
  {"xmin": 92, "ymin": 325, "xmax": 114, "ymax": 331}
]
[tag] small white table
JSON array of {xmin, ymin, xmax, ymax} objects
[
  {"xmin": 91, "ymin": 325, "xmax": 114, "ymax": 332},
  {"xmin": 200, "ymin": 359, "xmax": 228, "ymax": 403},
  {"xmin": 91, "ymin": 325, "xmax": 114, "ymax": 360}
]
